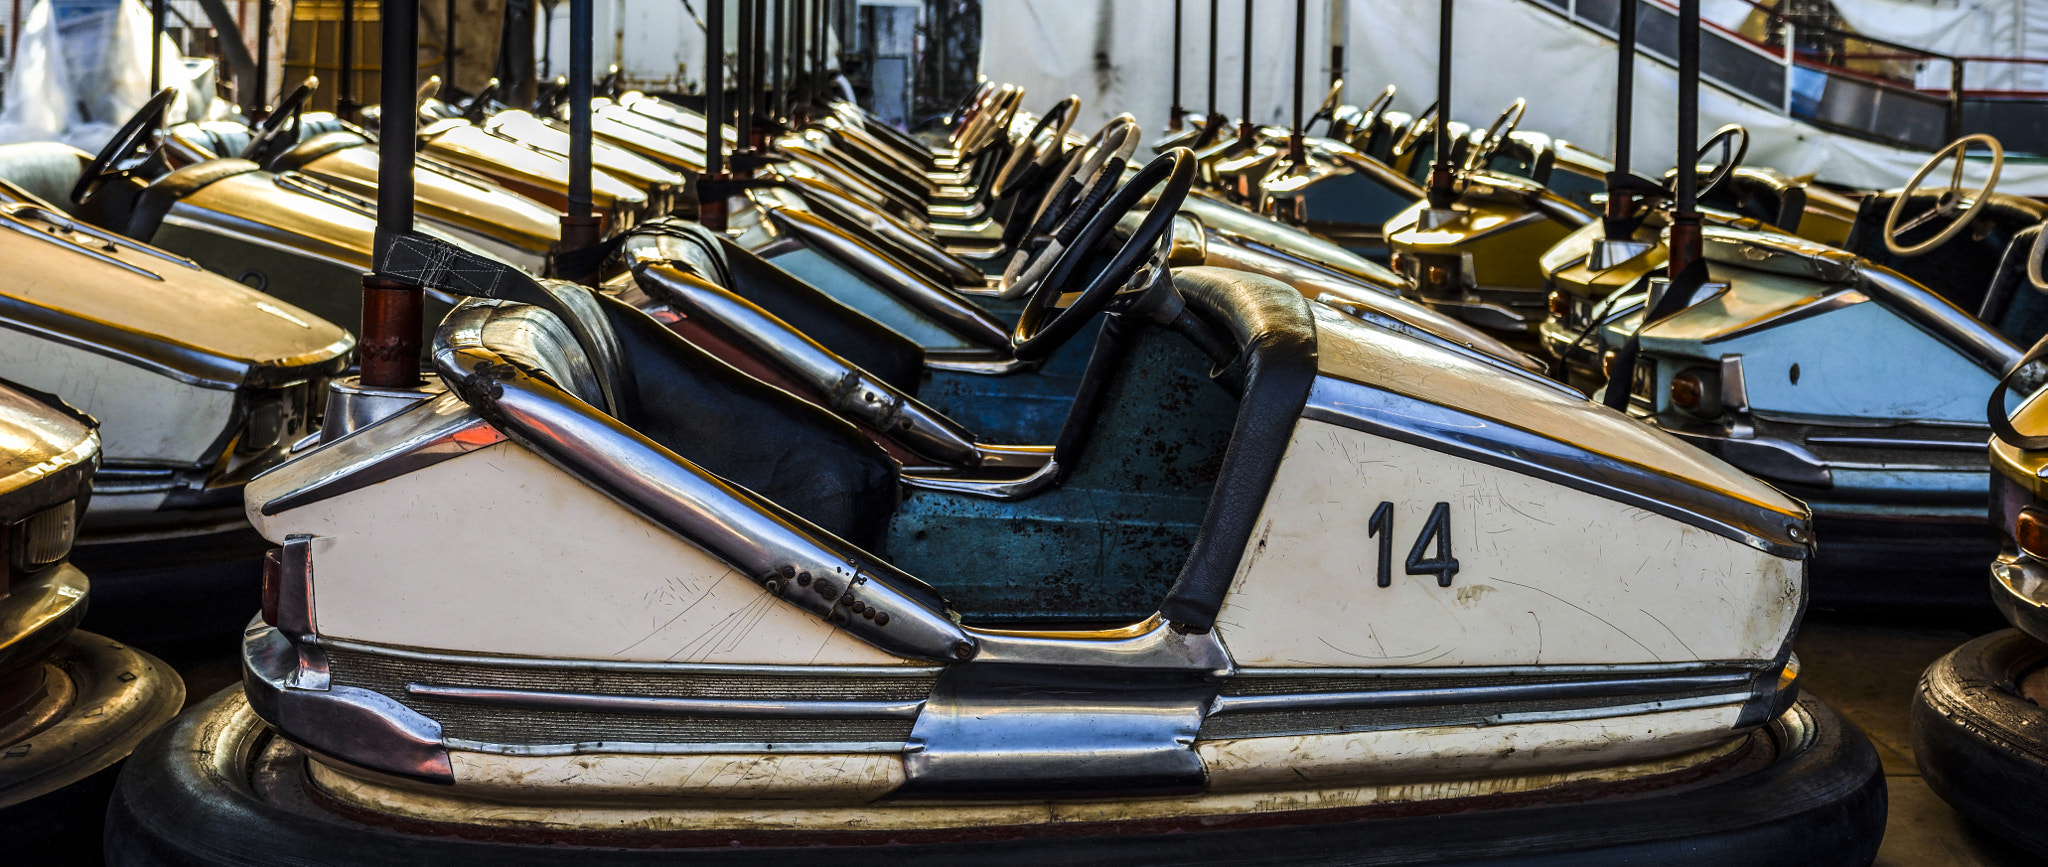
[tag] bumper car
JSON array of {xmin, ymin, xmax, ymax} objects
[
  {"xmin": 0, "ymin": 152, "xmax": 354, "ymax": 643},
  {"xmin": 0, "ymin": 383, "xmax": 183, "ymax": 855},
  {"xmin": 1911, "ymin": 385, "xmax": 2048, "ymax": 858},
  {"xmin": 1382, "ymin": 99, "xmax": 1599, "ymax": 334},
  {"xmin": 1538, "ymin": 127, "xmax": 1860, "ymax": 390},
  {"xmin": 108, "ymin": 225, "xmax": 1882, "ymax": 863},
  {"xmin": 1590, "ymin": 135, "xmax": 2045, "ymax": 609},
  {"xmin": 9, "ymin": 89, "xmax": 521, "ymax": 348},
  {"xmin": 424, "ymin": 77, "xmax": 692, "ymax": 218},
  {"xmin": 167, "ymin": 80, "xmax": 564, "ymax": 271}
]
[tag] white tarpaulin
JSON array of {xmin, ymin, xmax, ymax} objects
[
  {"xmin": 981, "ymin": 0, "xmax": 1333, "ymax": 138},
  {"xmin": 983, "ymin": 0, "xmax": 2048, "ymax": 193},
  {"xmin": 0, "ymin": 0, "xmax": 204, "ymax": 152},
  {"xmin": 1831, "ymin": 0, "xmax": 2048, "ymax": 92}
]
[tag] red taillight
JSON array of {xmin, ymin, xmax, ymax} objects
[
  {"xmin": 1548, "ymin": 291, "xmax": 1570, "ymax": 318},
  {"xmin": 2018, "ymin": 507, "xmax": 2048, "ymax": 561},
  {"xmin": 260, "ymin": 548, "xmax": 281, "ymax": 627}
]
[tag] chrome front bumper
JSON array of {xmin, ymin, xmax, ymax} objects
[{"xmin": 1992, "ymin": 554, "xmax": 2048, "ymax": 646}]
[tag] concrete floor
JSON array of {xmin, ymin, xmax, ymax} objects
[{"xmin": 1796, "ymin": 617, "xmax": 2045, "ymax": 866}]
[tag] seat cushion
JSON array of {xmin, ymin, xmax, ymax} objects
[{"xmin": 0, "ymin": 142, "xmax": 91, "ymax": 214}]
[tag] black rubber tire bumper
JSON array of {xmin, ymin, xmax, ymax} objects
[
  {"xmin": 0, "ymin": 630, "xmax": 185, "ymax": 859},
  {"xmin": 1912, "ymin": 627, "xmax": 2048, "ymax": 858},
  {"xmin": 108, "ymin": 686, "xmax": 1884, "ymax": 866}
]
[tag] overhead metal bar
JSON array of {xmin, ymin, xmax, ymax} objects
[{"xmin": 704, "ymin": 0, "xmax": 731, "ymax": 229}]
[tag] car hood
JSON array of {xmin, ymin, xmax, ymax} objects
[{"xmin": 0, "ymin": 202, "xmax": 354, "ymax": 387}]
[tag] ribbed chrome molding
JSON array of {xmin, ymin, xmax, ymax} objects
[
  {"xmin": 316, "ymin": 637, "xmax": 945, "ymax": 677},
  {"xmin": 1304, "ymin": 377, "xmax": 1809, "ymax": 557},
  {"xmin": 407, "ymin": 683, "xmax": 926, "ymax": 719},
  {"xmin": 440, "ymin": 738, "xmax": 908, "ymax": 757}
]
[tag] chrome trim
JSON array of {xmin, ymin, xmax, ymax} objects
[
  {"xmin": 318, "ymin": 637, "xmax": 945, "ymax": 677},
  {"xmin": 406, "ymin": 683, "xmax": 926, "ymax": 719},
  {"xmin": 1993, "ymin": 555, "xmax": 2048, "ymax": 647},
  {"xmin": 900, "ymin": 663, "xmax": 1216, "ymax": 798},
  {"xmin": 630, "ymin": 263, "xmax": 981, "ymax": 466},
  {"xmin": 435, "ymin": 303, "xmax": 975, "ymax": 662},
  {"xmin": 0, "ymin": 205, "xmax": 182, "ymax": 280},
  {"xmin": 1707, "ymin": 290, "xmax": 1869, "ymax": 342},
  {"xmin": 244, "ymin": 624, "xmax": 454, "ymax": 782},
  {"xmin": 1305, "ymin": 377, "xmax": 1808, "ymax": 557},
  {"xmin": 1590, "ymin": 238, "xmax": 1654, "ymax": 271},
  {"xmin": 440, "ymin": 738, "xmax": 908, "ymax": 756},
  {"xmin": 763, "ymin": 206, "xmax": 1012, "ymax": 351},
  {"xmin": 963, "ymin": 617, "xmax": 1233, "ymax": 673},
  {"xmin": 1207, "ymin": 672, "xmax": 1752, "ymax": 716},
  {"xmin": 1721, "ymin": 353, "xmax": 1755, "ymax": 439},
  {"xmin": 256, "ymin": 392, "xmax": 506, "ymax": 515},
  {"xmin": 157, "ymin": 212, "xmax": 361, "ymax": 272},
  {"xmin": 1483, "ymin": 692, "xmax": 1750, "ymax": 726},
  {"xmin": 320, "ymin": 374, "xmax": 449, "ymax": 444},
  {"xmin": 900, "ymin": 458, "xmax": 1060, "ymax": 500},
  {"xmin": 1805, "ymin": 436, "xmax": 1989, "ymax": 451},
  {"xmin": 1312, "ymin": 301, "xmax": 1573, "ymax": 395},
  {"xmin": 1232, "ymin": 661, "xmax": 1769, "ymax": 677},
  {"xmin": 1662, "ymin": 428, "xmax": 1832, "ymax": 489},
  {"xmin": 923, "ymin": 354, "xmax": 1031, "ymax": 375}
]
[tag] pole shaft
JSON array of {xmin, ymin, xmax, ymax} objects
[
  {"xmin": 1671, "ymin": 0, "xmax": 1702, "ymax": 276},
  {"xmin": 1427, "ymin": 0, "xmax": 1454, "ymax": 208},
  {"xmin": 1239, "ymin": 0, "xmax": 1252, "ymax": 127},
  {"xmin": 707, "ymin": 0, "xmax": 725, "ymax": 175},
  {"xmin": 772, "ymin": 0, "xmax": 786, "ymax": 119},
  {"xmin": 1206, "ymin": 0, "xmax": 1218, "ymax": 115},
  {"xmin": 443, "ymin": 0, "xmax": 455, "ymax": 88},
  {"xmin": 338, "ymin": 0, "xmax": 355, "ymax": 117},
  {"xmin": 364, "ymin": 0, "xmax": 423, "ymax": 388},
  {"xmin": 1614, "ymin": 0, "xmax": 1635, "ymax": 176},
  {"xmin": 568, "ymin": 0, "xmax": 593, "ymax": 220},
  {"xmin": 737, "ymin": 0, "xmax": 754, "ymax": 149},
  {"xmin": 1171, "ymin": 0, "xmax": 1183, "ymax": 117},
  {"xmin": 255, "ymin": 0, "xmax": 271, "ymax": 109},
  {"xmin": 151, "ymin": 0, "xmax": 164, "ymax": 95}
]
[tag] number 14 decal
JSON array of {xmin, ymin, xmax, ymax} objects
[{"xmin": 1368, "ymin": 502, "xmax": 1460, "ymax": 587}]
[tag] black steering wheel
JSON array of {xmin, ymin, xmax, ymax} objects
[
  {"xmin": 990, "ymin": 95, "xmax": 1079, "ymax": 199},
  {"xmin": 72, "ymin": 87, "xmax": 177, "ymax": 206},
  {"xmin": 242, "ymin": 77, "xmax": 318, "ymax": 164},
  {"xmin": 463, "ymin": 78, "xmax": 503, "ymax": 124},
  {"xmin": 1691, "ymin": 124, "xmax": 1750, "ymax": 201},
  {"xmin": 1306, "ymin": 79, "xmax": 1344, "ymax": 135},
  {"xmin": 1013, "ymin": 148, "xmax": 1195, "ymax": 361},
  {"xmin": 1462, "ymin": 98, "xmax": 1525, "ymax": 173},
  {"xmin": 1391, "ymin": 100, "xmax": 1439, "ymax": 158}
]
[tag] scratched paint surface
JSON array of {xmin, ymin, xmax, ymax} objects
[
  {"xmin": 0, "ymin": 336, "xmax": 235, "ymax": 463},
  {"xmin": 251, "ymin": 438, "xmax": 911, "ymax": 666},
  {"xmin": 891, "ymin": 326, "xmax": 1231, "ymax": 622},
  {"xmin": 1214, "ymin": 419, "xmax": 1801, "ymax": 667}
]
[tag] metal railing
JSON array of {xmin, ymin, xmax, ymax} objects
[{"xmin": 1524, "ymin": 0, "xmax": 2048, "ymax": 154}]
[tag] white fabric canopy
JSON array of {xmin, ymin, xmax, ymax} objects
[{"xmin": 982, "ymin": 0, "xmax": 2048, "ymax": 194}]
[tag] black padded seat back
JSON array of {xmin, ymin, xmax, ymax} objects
[
  {"xmin": 1978, "ymin": 224, "xmax": 2048, "ymax": 347},
  {"xmin": 126, "ymin": 159, "xmax": 263, "ymax": 242},
  {"xmin": 1145, "ymin": 267, "xmax": 1319, "ymax": 631},
  {"xmin": 0, "ymin": 142, "xmax": 91, "ymax": 215},
  {"xmin": 1701, "ymin": 169, "xmax": 1805, "ymax": 231},
  {"xmin": 270, "ymin": 130, "xmax": 371, "ymax": 173},
  {"xmin": 452, "ymin": 294, "xmax": 900, "ymax": 550},
  {"xmin": 296, "ymin": 113, "xmax": 352, "ymax": 138},
  {"xmin": 1846, "ymin": 190, "xmax": 2048, "ymax": 316}
]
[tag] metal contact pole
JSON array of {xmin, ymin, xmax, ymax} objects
[
  {"xmin": 772, "ymin": 0, "xmax": 787, "ymax": 121},
  {"xmin": 362, "ymin": 0, "xmax": 422, "ymax": 388},
  {"xmin": 1290, "ymin": 0, "xmax": 1305, "ymax": 160},
  {"xmin": 338, "ymin": 0, "xmax": 356, "ymax": 118},
  {"xmin": 1169, "ymin": 0, "xmax": 1184, "ymax": 130},
  {"xmin": 1670, "ymin": 0, "xmax": 1701, "ymax": 276},
  {"xmin": 443, "ymin": 0, "xmax": 456, "ymax": 89},
  {"xmin": 1606, "ymin": 0, "xmax": 1637, "ymax": 233},
  {"xmin": 562, "ymin": 0, "xmax": 598, "ymax": 262},
  {"xmin": 750, "ymin": 0, "xmax": 766, "ymax": 140},
  {"xmin": 1426, "ymin": 0, "xmax": 1455, "ymax": 210},
  {"xmin": 1237, "ymin": 0, "xmax": 1253, "ymax": 142},
  {"xmin": 1205, "ymin": 0, "xmax": 1217, "ymax": 119},
  {"xmin": 703, "ymin": 0, "xmax": 730, "ymax": 228},
  {"xmin": 255, "ymin": 0, "xmax": 272, "ymax": 114},
  {"xmin": 736, "ymin": 0, "xmax": 755, "ymax": 152},
  {"xmin": 789, "ymin": 0, "xmax": 804, "ymax": 115},
  {"xmin": 151, "ymin": 0, "xmax": 164, "ymax": 95},
  {"xmin": 810, "ymin": 0, "xmax": 824, "ymax": 105}
]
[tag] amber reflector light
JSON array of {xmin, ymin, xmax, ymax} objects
[
  {"xmin": 2019, "ymin": 507, "xmax": 2048, "ymax": 560},
  {"xmin": 1671, "ymin": 371, "xmax": 1705, "ymax": 410}
]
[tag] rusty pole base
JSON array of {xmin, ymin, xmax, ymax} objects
[
  {"xmin": 698, "ymin": 171, "xmax": 734, "ymax": 231},
  {"xmin": 359, "ymin": 274, "xmax": 424, "ymax": 389}
]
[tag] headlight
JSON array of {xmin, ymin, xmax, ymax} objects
[{"xmin": 12, "ymin": 500, "xmax": 77, "ymax": 573}]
